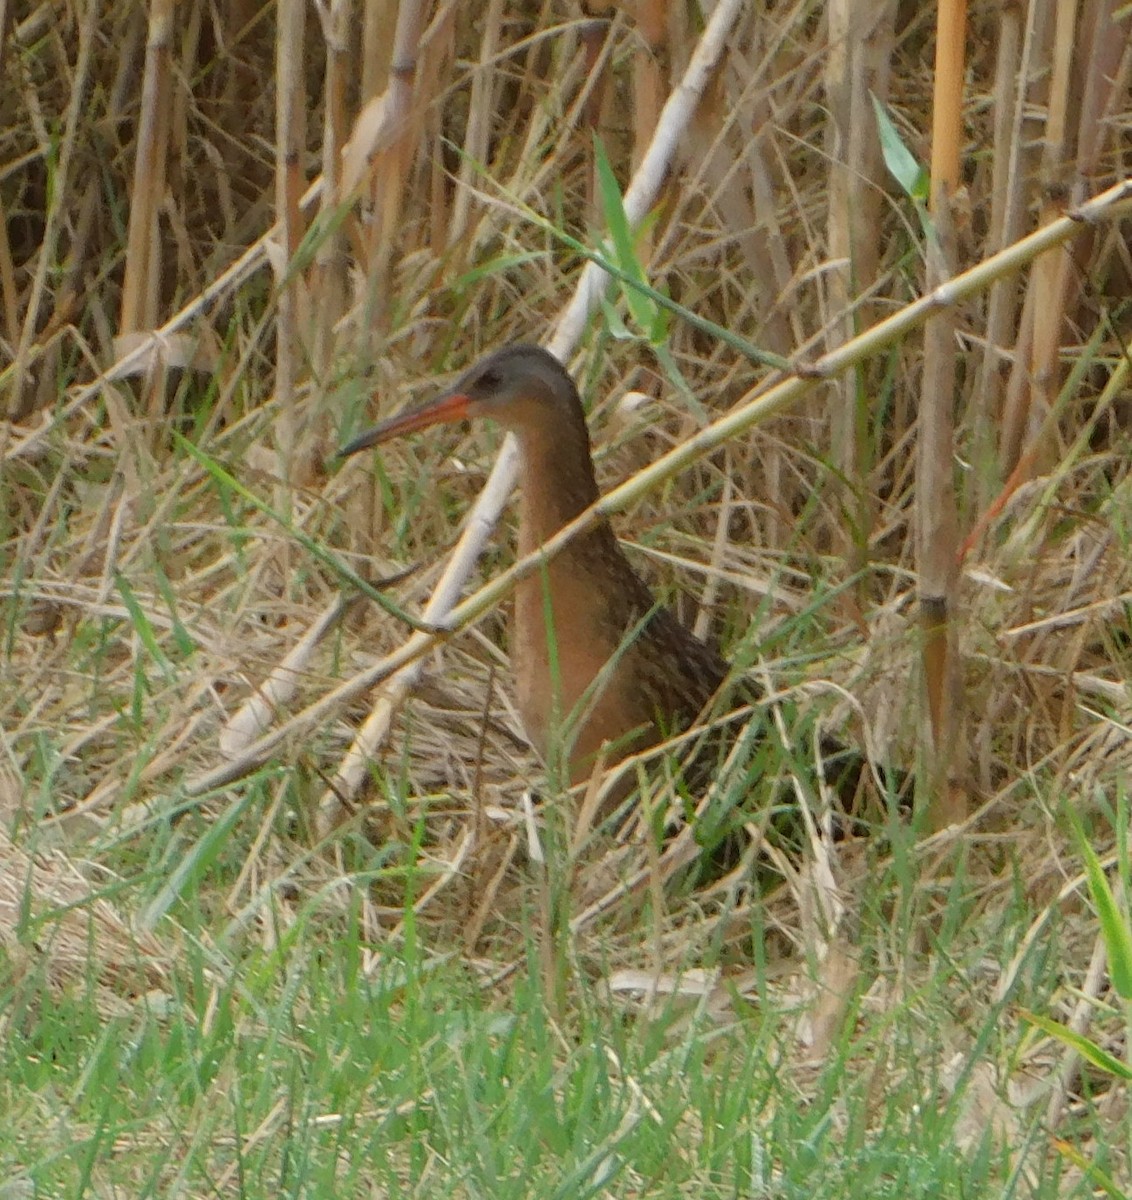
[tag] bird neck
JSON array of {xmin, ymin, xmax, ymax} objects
[
  {"xmin": 507, "ymin": 405, "xmax": 640, "ymax": 776},
  {"xmin": 513, "ymin": 420, "xmax": 606, "ymax": 557}
]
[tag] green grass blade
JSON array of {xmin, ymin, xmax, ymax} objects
[
  {"xmin": 1047, "ymin": 1129, "xmax": 1129, "ymax": 1199},
  {"xmin": 115, "ymin": 572, "xmax": 174, "ymax": 680},
  {"xmin": 1019, "ymin": 1009, "xmax": 1132, "ymax": 1081},
  {"xmin": 593, "ymin": 136, "xmax": 655, "ymax": 334},
  {"xmin": 1066, "ymin": 804, "xmax": 1132, "ymax": 1000},
  {"xmin": 139, "ymin": 789, "xmax": 256, "ymax": 930}
]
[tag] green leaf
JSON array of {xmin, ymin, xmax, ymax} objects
[
  {"xmin": 870, "ymin": 94, "xmax": 929, "ymax": 203},
  {"xmin": 593, "ymin": 136, "xmax": 656, "ymax": 333},
  {"xmin": 115, "ymin": 573, "xmax": 174, "ymax": 681}
]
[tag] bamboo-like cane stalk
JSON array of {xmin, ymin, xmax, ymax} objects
[{"xmin": 918, "ymin": 0, "xmax": 967, "ymax": 824}]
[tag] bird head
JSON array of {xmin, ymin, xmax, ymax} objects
[{"xmin": 338, "ymin": 344, "xmax": 582, "ymax": 458}]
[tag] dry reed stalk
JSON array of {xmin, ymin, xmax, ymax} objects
[
  {"xmin": 359, "ymin": 0, "xmax": 430, "ymax": 323},
  {"xmin": 631, "ymin": 0, "xmax": 666, "ymax": 170},
  {"xmin": 312, "ymin": 0, "xmax": 352, "ymax": 377},
  {"xmin": 966, "ymin": 4, "xmax": 1127, "ymax": 575},
  {"xmin": 361, "ymin": 0, "xmax": 397, "ymax": 101},
  {"xmin": 1049, "ymin": 2, "xmax": 1126, "ymax": 362},
  {"xmin": 971, "ymin": 1, "xmax": 1025, "ymax": 507},
  {"xmin": 1001, "ymin": 0, "xmax": 1125, "ymax": 476},
  {"xmin": 578, "ymin": 15, "xmax": 612, "ymax": 218},
  {"xmin": 1074, "ymin": 0, "xmax": 1128, "ymax": 176},
  {"xmin": 1008, "ymin": 0, "xmax": 1078, "ymax": 479},
  {"xmin": 447, "ymin": 0, "xmax": 504, "ymax": 253},
  {"xmin": 629, "ymin": 0, "xmax": 666, "ymax": 264},
  {"xmin": 823, "ymin": 0, "xmax": 896, "ymax": 575},
  {"xmin": 689, "ymin": 69, "xmax": 793, "ymax": 356},
  {"xmin": 0, "ymin": 171, "xmax": 17, "ymax": 346},
  {"xmin": 273, "ymin": 0, "xmax": 308, "ymax": 516},
  {"xmin": 117, "ymin": 0, "xmax": 174, "ymax": 340},
  {"xmin": 5, "ymin": 0, "xmax": 97, "ymax": 420}
]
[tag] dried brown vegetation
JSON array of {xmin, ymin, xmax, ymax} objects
[{"xmin": 1, "ymin": 0, "xmax": 1131, "ymax": 1166}]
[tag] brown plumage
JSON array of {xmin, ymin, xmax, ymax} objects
[{"xmin": 341, "ymin": 344, "xmax": 885, "ymax": 812}]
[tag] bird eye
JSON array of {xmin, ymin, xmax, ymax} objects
[{"xmin": 475, "ymin": 369, "xmax": 501, "ymax": 391}]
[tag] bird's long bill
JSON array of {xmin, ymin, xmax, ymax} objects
[{"xmin": 337, "ymin": 392, "xmax": 472, "ymax": 458}]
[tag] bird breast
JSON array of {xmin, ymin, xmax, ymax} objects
[{"xmin": 512, "ymin": 535, "xmax": 660, "ymax": 785}]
